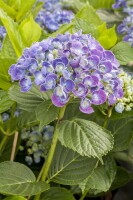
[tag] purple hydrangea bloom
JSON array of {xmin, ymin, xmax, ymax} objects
[
  {"xmin": 0, "ymin": 26, "xmax": 6, "ymax": 49},
  {"xmin": 35, "ymin": 0, "xmax": 74, "ymax": 32},
  {"xmin": 112, "ymin": 0, "xmax": 127, "ymax": 9},
  {"xmin": 113, "ymin": 0, "xmax": 133, "ymax": 47},
  {"xmin": 9, "ymin": 31, "xmax": 123, "ymax": 114}
]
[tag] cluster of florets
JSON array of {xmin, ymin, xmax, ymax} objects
[
  {"xmin": 20, "ymin": 125, "xmax": 54, "ymax": 165},
  {"xmin": 112, "ymin": 0, "xmax": 127, "ymax": 9},
  {"xmin": 9, "ymin": 32, "xmax": 124, "ymax": 114},
  {"xmin": 115, "ymin": 70, "xmax": 133, "ymax": 113},
  {"xmin": 113, "ymin": 0, "xmax": 133, "ymax": 46},
  {"xmin": 35, "ymin": 0, "xmax": 74, "ymax": 32},
  {"xmin": 0, "ymin": 26, "xmax": 6, "ymax": 49}
]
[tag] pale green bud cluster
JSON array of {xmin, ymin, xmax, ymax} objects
[{"xmin": 115, "ymin": 71, "xmax": 133, "ymax": 113}]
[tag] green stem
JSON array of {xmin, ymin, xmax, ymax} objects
[
  {"xmin": 34, "ymin": 106, "xmax": 66, "ymax": 200},
  {"xmin": 103, "ymin": 117, "xmax": 108, "ymax": 128},
  {"xmin": 0, "ymin": 135, "xmax": 9, "ymax": 156},
  {"xmin": 80, "ymin": 191, "xmax": 88, "ymax": 200}
]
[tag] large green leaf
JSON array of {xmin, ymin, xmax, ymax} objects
[
  {"xmin": 17, "ymin": 111, "xmax": 39, "ymax": 129},
  {"xmin": 108, "ymin": 118, "xmax": 133, "ymax": 152},
  {"xmin": 0, "ymin": 9, "xmax": 24, "ymax": 57},
  {"xmin": 88, "ymin": 0, "xmax": 115, "ymax": 9},
  {"xmin": 0, "ymin": 57, "xmax": 15, "ymax": 90},
  {"xmin": 79, "ymin": 156, "xmax": 116, "ymax": 193},
  {"xmin": 19, "ymin": 15, "xmax": 42, "ymax": 47},
  {"xmin": 3, "ymin": 196, "xmax": 26, "ymax": 200},
  {"xmin": 58, "ymin": 119, "xmax": 114, "ymax": 160},
  {"xmin": 9, "ymin": 84, "xmax": 50, "ymax": 112},
  {"xmin": 110, "ymin": 167, "xmax": 130, "ymax": 191},
  {"xmin": 0, "ymin": 161, "xmax": 49, "ymax": 196},
  {"xmin": 16, "ymin": 0, "xmax": 36, "ymax": 21},
  {"xmin": 41, "ymin": 187, "xmax": 75, "ymax": 200},
  {"xmin": 111, "ymin": 42, "xmax": 133, "ymax": 65},
  {"xmin": 36, "ymin": 100, "xmax": 59, "ymax": 130},
  {"xmin": 76, "ymin": 4, "xmax": 102, "ymax": 25},
  {"xmin": 0, "ymin": 91, "xmax": 13, "ymax": 113},
  {"xmin": 0, "ymin": 35, "xmax": 17, "ymax": 59},
  {"xmin": 0, "ymin": 0, "xmax": 17, "ymax": 18},
  {"xmin": 48, "ymin": 142, "xmax": 98, "ymax": 185}
]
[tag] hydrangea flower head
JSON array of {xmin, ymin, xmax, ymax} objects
[
  {"xmin": 35, "ymin": 0, "xmax": 74, "ymax": 32},
  {"xmin": 113, "ymin": 0, "xmax": 133, "ymax": 47},
  {"xmin": 0, "ymin": 26, "xmax": 6, "ymax": 49},
  {"xmin": 9, "ymin": 31, "xmax": 124, "ymax": 114},
  {"xmin": 115, "ymin": 70, "xmax": 133, "ymax": 113},
  {"xmin": 112, "ymin": 0, "xmax": 127, "ymax": 9}
]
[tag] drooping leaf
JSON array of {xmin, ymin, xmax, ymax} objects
[
  {"xmin": 48, "ymin": 142, "xmax": 98, "ymax": 185},
  {"xmin": 58, "ymin": 119, "xmax": 114, "ymax": 160},
  {"xmin": 0, "ymin": 161, "xmax": 49, "ymax": 196},
  {"xmin": 17, "ymin": 111, "xmax": 39, "ymax": 129},
  {"xmin": 9, "ymin": 84, "xmax": 50, "ymax": 112},
  {"xmin": 108, "ymin": 118, "xmax": 133, "ymax": 152},
  {"xmin": 36, "ymin": 100, "xmax": 59, "ymax": 130},
  {"xmin": 111, "ymin": 42, "xmax": 133, "ymax": 65},
  {"xmin": 41, "ymin": 187, "xmax": 75, "ymax": 200},
  {"xmin": 79, "ymin": 156, "xmax": 116, "ymax": 193}
]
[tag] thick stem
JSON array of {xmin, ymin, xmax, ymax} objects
[
  {"xmin": 10, "ymin": 131, "xmax": 19, "ymax": 161},
  {"xmin": 34, "ymin": 106, "xmax": 66, "ymax": 200},
  {"xmin": 80, "ymin": 191, "xmax": 88, "ymax": 200},
  {"xmin": 103, "ymin": 117, "xmax": 108, "ymax": 128},
  {"xmin": 0, "ymin": 135, "xmax": 9, "ymax": 156}
]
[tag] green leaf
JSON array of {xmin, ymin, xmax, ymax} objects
[
  {"xmin": 110, "ymin": 167, "xmax": 130, "ymax": 191},
  {"xmin": 0, "ymin": 57, "xmax": 15, "ymax": 90},
  {"xmin": 0, "ymin": 91, "xmax": 13, "ymax": 113},
  {"xmin": 32, "ymin": 1, "xmax": 44, "ymax": 18},
  {"xmin": 97, "ymin": 23, "xmax": 117, "ymax": 49},
  {"xmin": 0, "ymin": 0, "xmax": 17, "ymax": 18},
  {"xmin": 48, "ymin": 142, "xmax": 98, "ymax": 185},
  {"xmin": 58, "ymin": 119, "xmax": 114, "ymax": 160},
  {"xmin": 0, "ymin": 35, "xmax": 17, "ymax": 59},
  {"xmin": 19, "ymin": 15, "xmax": 42, "ymax": 47},
  {"xmin": 0, "ymin": 9, "xmax": 24, "ymax": 57},
  {"xmin": 111, "ymin": 42, "xmax": 133, "ymax": 65},
  {"xmin": 0, "ymin": 161, "xmax": 49, "ymax": 196},
  {"xmin": 88, "ymin": 0, "xmax": 115, "ymax": 9},
  {"xmin": 3, "ymin": 196, "xmax": 26, "ymax": 200},
  {"xmin": 36, "ymin": 100, "xmax": 59, "ymax": 130},
  {"xmin": 108, "ymin": 118, "xmax": 133, "ymax": 152},
  {"xmin": 8, "ymin": 84, "xmax": 50, "ymax": 112},
  {"xmin": 16, "ymin": 0, "xmax": 36, "ymax": 21},
  {"xmin": 76, "ymin": 4, "xmax": 102, "ymax": 26},
  {"xmin": 17, "ymin": 111, "xmax": 39, "ymax": 129},
  {"xmin": 41, "ymin": 187, "xmax": 75, "ymax": 200},
  {"xmin": 79, "ymin": 156, "xmax": 116, "ymax": 193}
]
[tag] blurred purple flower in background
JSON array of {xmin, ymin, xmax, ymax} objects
[
  {"xmin": 9, "ymin": 31, "xmax": 123, "ymax": 114},
  {"xmin": 35, "ymin": 0, "xmax": 74, "ymax": 32},
  {"xmin": 113, "ymin": 0, "xmax": 133, "ymax": 47},
  {"xmin": 0, "ymin": 26, "xmax": 6, "ymax": 49}
]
